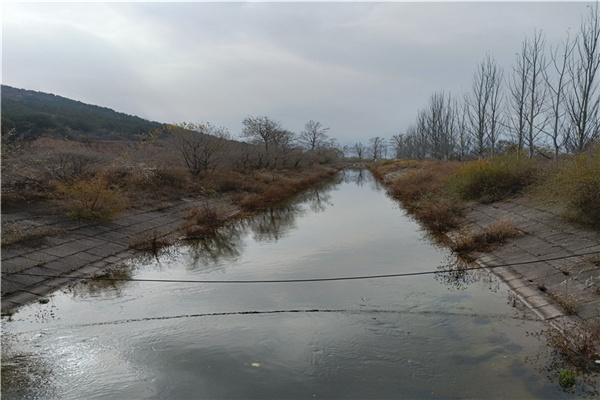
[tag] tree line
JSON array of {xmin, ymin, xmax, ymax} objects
[
  {"xmin": 164, "ymin": 117, "xmax": 343, "ymax": 175},
  {"xmin": 354, "ymin": 4, "xmax": 600, "ymax": 161}
]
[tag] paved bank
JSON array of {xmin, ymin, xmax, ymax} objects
[
  {"xmin": 1, "ymin": 199, "xmax": 205, "ymax": 313},
  {"xmin": 457, "ymin": 197, "xmax": 600, "ymax": 329}
]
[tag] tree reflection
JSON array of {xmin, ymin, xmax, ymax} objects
[
  {"xmin": 341, "ymin": 168, "xmax": 369, "ymax": 186},
  {"xmin": 434, "ymin": 255, "xmax": 500, "ymax": 292},
  {"xmin": 186, "ymin": 170, "xmax": 345, "ymax": 268},
  {"xmin": 67, "ymin": 263, "xmax": 137, "ymax": 298},
  {"xmin": 186, "ymin": 225, "xmax": 246, "ymax": 270}
]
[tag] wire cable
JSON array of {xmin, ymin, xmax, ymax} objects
[{"xmin": 2, "ymin": 250, "xmax": 598, "ymax": 284}]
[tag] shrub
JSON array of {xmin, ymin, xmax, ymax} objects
[
  {"xmin": 544, "ymin": 147, "xmax": 600, "ymax": 227},
  {"xmin": 449, "ymin": 153, "xmax": 536, "ymax": 203},
  {"xmin": 414, "ymin": 196, "xmax": 464, "ymax": 233},
  {"xmin": 53, "ymin": 174, "xmax": 129, "ymax": 220},
  {"xmin": 451, "ymin": 219, "xmax": 521, "ymax": 253},
  {"xmin": 558, "ymin": 369, "xmax": 576, "ymax": 388}
]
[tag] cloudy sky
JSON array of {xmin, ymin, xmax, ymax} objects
[{"xmin": 2, "ymin": 1, "xmax": 593, "ymax": 145}]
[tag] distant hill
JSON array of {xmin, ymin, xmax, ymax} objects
[{"xmin": 1, "ymin": 85, "xmax": 165, "ymax": 141}]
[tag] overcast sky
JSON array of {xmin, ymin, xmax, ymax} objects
[{"xmin": 2, "ymin": 1, "xmax": 593, "ymax": 145}]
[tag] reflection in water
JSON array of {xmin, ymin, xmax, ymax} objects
[
  {"xmin": 434, "ymin": 255, "xmax": 500, "ymax": 293},
  {"xmin": 187, "ymin": 226, "xmax": 245, "ymax": 270}
]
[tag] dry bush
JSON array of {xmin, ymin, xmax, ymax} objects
[
  {"xmin": 44, "ymin": 150, "xmax": 105, "ymax": 182},
  {"xmin": 53, "ymin": 174, "xmax": 129, "ymax": 220},
  {"xmin": 389, "ymin": 169, "xmax": 443, "ymax": 204},
  {"xmin": 414, "ymin": 196, "xmax": 464, "ymax": 233},
  {"xmin": 541, "ymin": 320, "xmax": 600, "ymax": 372},
  {"xmin": 451, "ymin": 219, "xmax": 521, "ymax": 253}
]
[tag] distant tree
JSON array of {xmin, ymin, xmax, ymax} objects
[
  {"xmin": 352, "ymin": 142, "xmax": 367, "ymax": 160},
  {"xmin": 170, "ymin": 122, "xmax": 231, "ymax": 175},
  {"xmin": 298, "ymin": 120, "xmax": 330, "ymax": 151},
  {"xmin": 241, "ymin": 115, "xmax": 287, "ymax": 167},
  {"xmin": 368, "ymin": 136, "xmax": 386, "ymax": 160},
  {"xmin": 465, "ymin": 54, "xmax": 504, "ymax": 158}
]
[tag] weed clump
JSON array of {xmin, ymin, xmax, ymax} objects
[
  {"xmin": 451, "ymin": 219, "xmax": 522, "ymax": 253},
  {"xmin": 449, "ymin": 153, "xmax": 536, "ymax": 203}
]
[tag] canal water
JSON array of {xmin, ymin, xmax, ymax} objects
[{"xmin": 0, "ymin": 170, "xmax": 579, "ymax": 398}]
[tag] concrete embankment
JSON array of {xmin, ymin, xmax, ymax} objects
[{"xmin": 1, "ymin": 198, "xmax": 208, "ymax": 313}]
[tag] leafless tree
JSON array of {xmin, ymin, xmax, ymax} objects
[
  {"xmin": 171, "ymin": 122, "xmax": 231, "ymax": 175},
  {"xmin": 465, "ymin": 54, "xmax": 505, "ymax": 158},
  {"xmin": 544, "ymin": 34, "xmax": 575, "ymax": 157},
  {"xmin": 241, "ymin": 115, "xmax": 286, "ymax": 168},
  {"xmin": 566, "ymin": 3, "xmax": 600, "ymax": 153},
  {"xmin": 298, "ymin": 120, "xmax": 330, "ymax": 151},
  {"xmin": 507, "ymin": 40, "xmax": 530, "ymax": 152},
  {"xmin": 425, "ymin": 91, "xmax": 457, "ymax": 160},
  {"xmin": 516, "ymin": 30, "xmax": 550, "ymax": 158},
  {"xmin": 455, "ymin": 100, "xmax": 472, "ymax": 160},
  {"xmin": 352, "ymin": 142, "xmax": 367, "ymax": 160},
  {"xmin": 368, "ymin": 136, "xmax": 386, "ymax": 160}
]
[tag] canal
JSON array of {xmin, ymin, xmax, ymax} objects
[{"xmin": 0, "ymin": 169, "xmax": 578, "ymax": 398}]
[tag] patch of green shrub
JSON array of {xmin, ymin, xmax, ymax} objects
[
  {"xmin": 558, "ymin": 369, "xmax": 576, "ymax": 388},
  {"xmin": 449, "ymin": 153, "xmax": 536, "ymax": 203}
]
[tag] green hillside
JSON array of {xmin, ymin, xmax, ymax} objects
[{"xmin": 1, "ymin": 85, "xmax": 164, "ymax": 140}]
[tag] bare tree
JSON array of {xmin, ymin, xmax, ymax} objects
[
  {"xmin": 507, "ymin": 40, "xmax": 530, "ymax": 152},
  {"xmin": 425, "ymin": 91, "xmax": 457, "ymax": 160},
  {"xmin": 171, "ymin": 122, "xmax": 231, "ymax": 175},
  {"xmin": 352, "ymin": 142, "xmax": 367, "ymax": 160},
  {"xmin": 455, "ymin": 100, "xmax": 472, "ymax": 160},
  {"xmin": 298, "ymin": 120, "xmax": 330, "ymax": 151},
  {"xmin": 522, "ymin": 30, "xmax": 549, "ymax": 158},
  {"xmin": 566, "ymin": 3, "xmax": 600, "ymax": 153},
  {"xmin": 544, "ymin": 34, "xmax": 575, "ymax": 157},
  {"xmin": 466, "ymin": 54, "xmax": 505, "ymax": 158},
  {"xmin": 368, "ymin": 136, "xmax": 386, "ymax": 160},
  {"xmin": 241, "ymin": 115, "xmax": 285, "ymax": 167}
]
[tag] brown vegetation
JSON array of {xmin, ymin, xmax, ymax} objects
[
  {"xmin": 450, "ymin": 220, "xmax": 522, "ymax": 253},
  {"xmin": 2, "ymin": 135, "xmax": 340, "ymax": 222}
]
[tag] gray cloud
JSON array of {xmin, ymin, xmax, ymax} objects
[{"xmin": 2, "ymin": 2, "xmax": 591, "ymax": 144}]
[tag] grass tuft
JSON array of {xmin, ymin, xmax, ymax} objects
[{"xmin": 451, "ymin": 219, "xmax": 522, "ymax": 253}]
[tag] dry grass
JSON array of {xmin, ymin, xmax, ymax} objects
[
  {"xmin": 1, "ymin": 221, "xmax": 63, "ymax": 246},
  {"xmin": 451, "ymin": 219, "xmax": 522, "ymax": 253},
  {"xmin": 376, "ymin": 161, "xmax": 464, "ymax": 233}
]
